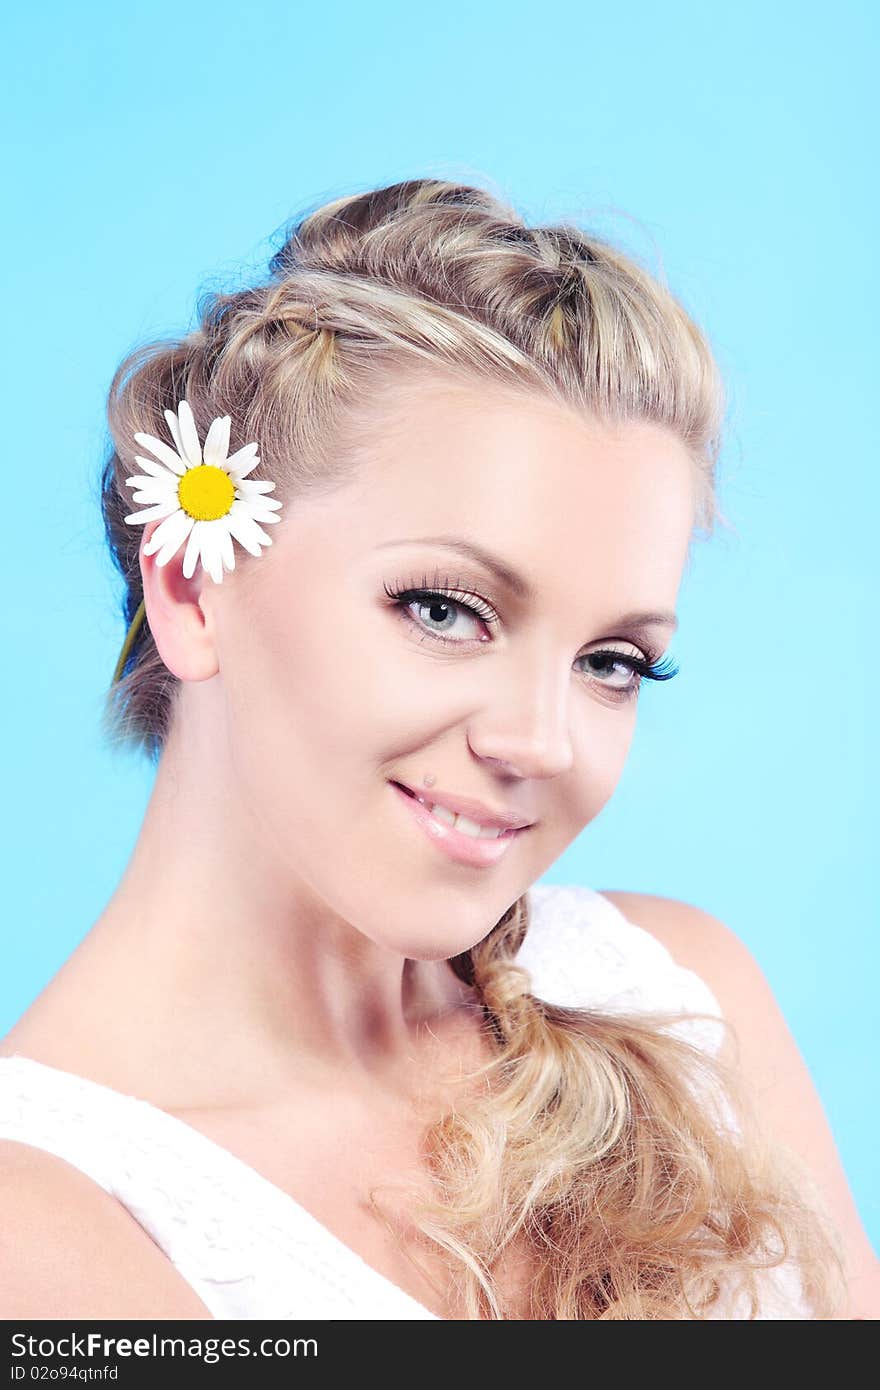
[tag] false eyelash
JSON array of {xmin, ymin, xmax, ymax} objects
[
  {"xmin": 383, "ymin": 574, "xmax": 500, "ymax": 625},
  {"xmin": 582, "ymin": 648, "xmax": 680, "ymax": 684},
  {"xmin": 382, "ymin": 579, "xmax": 680, "ymax": 689}
]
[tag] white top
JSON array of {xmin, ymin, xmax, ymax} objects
[{"xmin": 0, "ymin": 884, "xmax": 809, "ymax": 1319}]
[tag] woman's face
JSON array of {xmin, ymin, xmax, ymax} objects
[{"xmin": 196, "ymin": 375, "xmax": 697, "ymax": 962}]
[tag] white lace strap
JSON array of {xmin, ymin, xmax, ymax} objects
[{"xmin": 521, "ymin": 884, "xmax": 727, "ymax": 1058}]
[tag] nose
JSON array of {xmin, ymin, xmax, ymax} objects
[{"xmin": 466, "ymin": 655, "xmax": 576, "ymax": 781}]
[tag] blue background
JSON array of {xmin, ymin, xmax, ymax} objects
[{"xmin": 1, "ymin": 1, "xmax": 876, "ymax": 1252}]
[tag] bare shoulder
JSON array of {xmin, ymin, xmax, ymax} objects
[
  {"xmin": 599, "ymin": 889, "xmax": 880, "ymax": 1319},
  {"xmin": 0, "ymin": 1140, "xmax": 213, "ymax": 1319}
]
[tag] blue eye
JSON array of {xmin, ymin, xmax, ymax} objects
[
  {"xmin": 399, "ymin": 589, "xmax": 494, "ymax": 639},
  {"xmin": 382, "ymin": 578, "xmax": 679, "ymax": 702},
  {"xmin": 575, "ymin": 649, "xmax": 664, "ymax": 699}
]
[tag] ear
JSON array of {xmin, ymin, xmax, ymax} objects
[{"xmin": 139, "ymin": 519, "xmax": 220, "ymax": 682}]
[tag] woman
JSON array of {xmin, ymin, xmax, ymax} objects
[{"xmin": 0, "ymin": 178, "xmax": 874, "ymax": 1320}]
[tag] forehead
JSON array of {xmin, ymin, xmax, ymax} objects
[{"xmin": 336, "ymin": 375, "xmax": 697, "ymax": 564}]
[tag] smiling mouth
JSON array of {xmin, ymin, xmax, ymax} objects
[{"xmin": 391, "ymin": 781, "xmax": 524, "ymax": 840}]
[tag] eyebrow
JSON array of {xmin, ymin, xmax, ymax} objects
[{"xmin": 376, "ymin": 534, "xmax": 679, "ymax": 633}]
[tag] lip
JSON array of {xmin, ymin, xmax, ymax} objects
[
  {"xmin": 390, "ymin": 781, "xmax": 526, "ymax": 868},
  {"xmin": 391, "ymin": 780, "xmax": 535, "ymax": 831}
]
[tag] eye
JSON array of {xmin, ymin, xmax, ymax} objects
[
  {"xmin": 407, "ymin": 593, "xmax": 491, "ymax": 640},
  {"xmin": 383, "ymin": 580, "xmax": 498, "ymax": 643},
  {"xmin": 576, "ymin": 649, "xmax": 652, "ymax": 701}
]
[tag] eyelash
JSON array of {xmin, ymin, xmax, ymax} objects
[{"xmin": 382, "ymin": 575, "xmax": 679, "ymax": 703}]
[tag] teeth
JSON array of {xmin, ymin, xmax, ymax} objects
[{"xmin": 414, "ymin": 796, "xmax": 505, "ymax": 839}]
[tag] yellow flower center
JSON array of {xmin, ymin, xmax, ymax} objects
[{"xmin": 177, "ymin": 465, "xmax": 235, "ymax": 521}]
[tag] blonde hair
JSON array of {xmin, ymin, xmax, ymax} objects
[{"xmin": 99, "ymin": 178, "xmax": 847, "ymax": 1317}]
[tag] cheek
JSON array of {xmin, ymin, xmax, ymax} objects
[
  {"xmin": 599, "ymin": 715, "xmax": 636, "ymax": 784},
  {"xmin": 225, "ymin": 592, "xmax": 414, "ymax": 788},
  {"xmin": 564, "ymin": 709, "xmax": 637, "ymax": 826},
  {"xmin": 282, "ymin": 596, "xmax": 464, "ymax": 752}
]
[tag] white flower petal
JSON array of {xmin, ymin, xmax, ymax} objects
[
  {"xmin": 226, "ymin": 443, "xmax": 259, "ymax": 479},
  {"xmin": 128, "ymin": 481, "xmax": 178, "ymax": 503},
  {"xmin": 233, "ymin": 457, "xmax": 263, "ymax": 481},
  {"xmin": 125, "ymin": 473, "xmax": 175, "ymax": 492},
  {"xmin": 128, "ymin": 482, "xmax": 176, "ymax": 498},
  {"xmin": 200, "ymin": 524, "xmax": 224, "ymax": 583},
  {"xmin": 164, "ymin": 408, "xmax": 186, "ymax": 459},
  {"xmin": 219, "ymin": 525, "xmax": 236, "ymax": 573},
  {"xmin": 226, "ymin": 440, "xmax": 258, "ymax": 464},
  {"xmin": 176, "ymin": 400, "xmax": 203, "ymax": 466},
  {"xmin": 124, "ymin": 500, "xmax": 179, "ymax": 525},
  {"xmin": 143, "ymin": 507, "xmax": 189, "ymax": 559},
  {"xmin": 245, "ymin": 498, "xmax": 283, "ymax": 516},
  {"xmin": 238, "ymin": 492, "xmax": 282, "ymax": 520},
  {"xmin": 154, "ymin": 509, "xmax": 196, "ymax": 568},
  {"xmin": 235, "ymin": 479, "xmax": 276, "ymax": 495},
  {"xmin": 182, "ymin": 521, "xmax": 204, "ymax": 580},
  {"xmin": 226, "ymin": 505, "xmax": 274, "ymax": 555},
  {"xmin": 130, "ymin": 488, "xmax": 174, "ymax": 505},
  {"xmin": 203, "ymin": 415, "xmax": 231, "ymax": 468},
  {"xmin": 134, "ymin": 455, "xmax": 175, "ymax": 481},
  {"xmin": 134, "ymin": 432, "xmax": 187, "ymax": 476}
]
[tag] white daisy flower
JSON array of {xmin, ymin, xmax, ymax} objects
[{"xmin": 123, "ymin": 399, "xmax": 283, "ymax": 584}]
